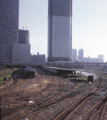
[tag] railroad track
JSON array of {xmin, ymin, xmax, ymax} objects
[
  {"xmin": 21, "ymin": 69, "xmax": 68, "ymax": 120},
  {"xmin": 53, "ymin": 84, "xmax": 107, "ymax": 120},
  {"xmin": 1, "ymin": 68, "xmax": 46, "ymax": 102},
  {"xmin": 2, "ymin": 68, "xmax": 66, "ymax": 120},
  {"xmin": 24, "ymin": 74, "xmax": 107, "ymax": 120},
  {"xmin": 2, "ymin": 68, "xmax": 107, "ymax": 120},
  {"xmin": 1, "ymin": 68, "xmax": 48, "ymax": 119},
  {"xmin": 75, "ymin": 94, "xmax": 107, "ymax": 120},
  {"xmin": 3, "ymin": 68, "xmax": 77, "ymax": 120},
  {"xmin": 100, "ymin": 102, "xmax": 107, "ymax": 120},
  {"xmin": 0, "ymin": 69, "xmax": 41, "ymax": 95}
]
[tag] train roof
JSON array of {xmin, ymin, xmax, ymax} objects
[{"xmin": 25, "ymin": 66, "xmax": 34, "ymax": 72}]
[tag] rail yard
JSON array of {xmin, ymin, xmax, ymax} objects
[{"xmin": 0, "ymin": 67, "xmax": 107, "ymax": 120}]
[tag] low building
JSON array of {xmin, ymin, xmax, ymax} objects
[
  {"xmin": 84, "ymin": 56, "xmax": 98, "ymax": 63},
  {"xmin": 30, "ymin": 53, "xmax": 46, "ymax": 66}
]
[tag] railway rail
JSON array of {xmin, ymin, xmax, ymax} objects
[
  {"xmin": 53, "ymin": 84, "xmax": 107, "ymax": 120},
  {"xmin": 100, "ymin": 102, "xmax": 107, "ymax": 120},
  {"xmin": 22, "ymin": 79, "xmax": 107, "ymax": 119},
  {"xmin": 2, "ymin": 68, "xmax": 67, "ymax": 120}
]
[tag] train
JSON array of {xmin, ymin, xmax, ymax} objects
[{"xmin": 24, "ymin": 66, "xmax": 35, "ymax": 78}]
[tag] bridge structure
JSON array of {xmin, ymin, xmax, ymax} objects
[
  {"xmin": 46, "ymin": 62, "xmax": 107, "ymax": 69},
  {"xmin": 0, "ymin": 61, "xmax": 107, "ymax": 70},
  {"xmin": 0, "ymin": 62, "xmax": 45, "ymax": 68}
]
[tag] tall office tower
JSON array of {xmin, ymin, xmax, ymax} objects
[
  {"xmin": 19, "ymin": 29, "xmax": 29, "ymax": 44},
  {"xmin": 78, "ymin": 49, "xmax": 84, "ymax": 62},
  {"xmin": 98, "ymin": 54, "xmax": 104, "ymax": 63},
  {"xmin": 72, "ymin": 49, "xmax": 77, "ymax": 61},
  {"xmin": 0, "ymin": 0, "xmax": 19, "ymax": 63},
  {"xmin": 48, "ymin": 0, "xmax": 72, "ymax": 61}
]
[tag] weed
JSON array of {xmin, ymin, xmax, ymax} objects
[{"xmin": 0, "ymin": 73, "xmax": 12, "ymax": 85}]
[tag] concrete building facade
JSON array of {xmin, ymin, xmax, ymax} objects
[
  {"xmin": 48, "ymin": 0, "xmax": 72, "ymax": 61},
  {"xmin": 12, "ymin": 44, "xmax": 30, "ymax": 63},
  {"xmin": 30, "ymin": 53, "xmax": 46, "ymax": 66},
  {"xmin": 72, "ymin": 49, "xmax": 77, "ymax": 61},
  {"xmin": 78, "ymin": 49, "xmax": 84, "ymax": 62},
  {"xmin": 0, "ymin": 0, "xmax": 19, "ymax": 63},
  {"xmin": 84, "ymin": 56, "xmax": 98, "ymax": 63},
  {"xmin": 19, "ymin": 29, "xmax": 29, "ymax": 44}
]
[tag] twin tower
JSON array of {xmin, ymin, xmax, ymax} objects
[{"xmin": 48, "ymin": 0, "xmax": 72, "ymax": 61}]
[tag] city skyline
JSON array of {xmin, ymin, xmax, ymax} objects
[
  {"xmin": 19, "ymin": 0, "xmax": 107, "ymax": 61},
  {"xmin": 72, "ymin": 48, "xmax": 104, "ymax": 63}
]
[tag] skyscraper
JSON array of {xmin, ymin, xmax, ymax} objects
[
  {"xmin": 19, "ymin": 29, "xmax": 29, "ymax": 44},
  {"xmin": 48, "ymin": 0, "xmax": 72, "ymax": 61},
  {"xmin": 0, "ymin": 0, "xmax": 19, "ymax": 63},
  {"xmin": 72, "ymin": 49, "xmax": 77, "ymax": 61},
  {"xmin": 78, "ymin": 49, "xmax": 84, "ymax": 62},
  {"xmin": 98, "ymin": 54, "xmax": 104, "ymax": 63}
]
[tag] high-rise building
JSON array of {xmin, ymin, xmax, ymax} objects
[
  {"xmin": 72, "ymin": 49, "xmax": 77, "ymax": 61},
  {"xmin": 0, "ymin": 0, "xmax": 31, "ymax": 64},
  {"xmin": 48, "ymin": 0, "xmax": 72, "ymax": 61},
  {"xmin": 19, "ymin": 29, "xmax": 29, "ymax": 44},
  {"xmin": 78, "ymin": 49, "xmax": 84, "ymax": 62},
  {"xmin": 98, "ymin": 54, "xmax": 104, "ymax": 63},
  {"xmin": 0, "ymin": 0, "xmax": 19, "ymax": 63}
]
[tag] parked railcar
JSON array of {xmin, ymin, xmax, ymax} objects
[{"xmin": 24, "ymin": 66, "xmax": 35, "ymax": 78}]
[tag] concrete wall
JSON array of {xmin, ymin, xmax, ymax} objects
[{"xmin": 12, "ymin": 44, "xmax": 30, "ymax": 63}]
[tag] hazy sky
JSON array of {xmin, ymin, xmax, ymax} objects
[{"xmin": 19, "ymin": 0, "xmax": 107, "ymax": 61}]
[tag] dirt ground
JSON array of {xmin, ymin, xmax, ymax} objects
[{"xmin": 0, "ymin": 67, "xmax": 107, "ymax": 120}]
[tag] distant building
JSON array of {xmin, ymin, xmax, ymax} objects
[
  {"xmin": 31, "ymin": 53, "xmax": 46, "ymax": 66},
  {"xmin": 78, "ymin": 49, "xmax": 84, "ymax": 62},
  {"xmin": 84, "ymin": 56, "xmax": 98, "ymax": 63},
  {"xmin": 48, "ymin": 0, "xmax": 72, "ymax": 61},
  {"xmin": 98, "ymin": 54, "xmax": 104, "ymax": 63},
  {"xmin": 72, "ymin": 49, "xmax": 77, "ymax": 61},
  {"xmin": 19, "ymin": 29, "xmax": 29, "ymax": 44},
  {"xmin": 0, "ymin": 0, "xmax": 19, "ymax": 63}
]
